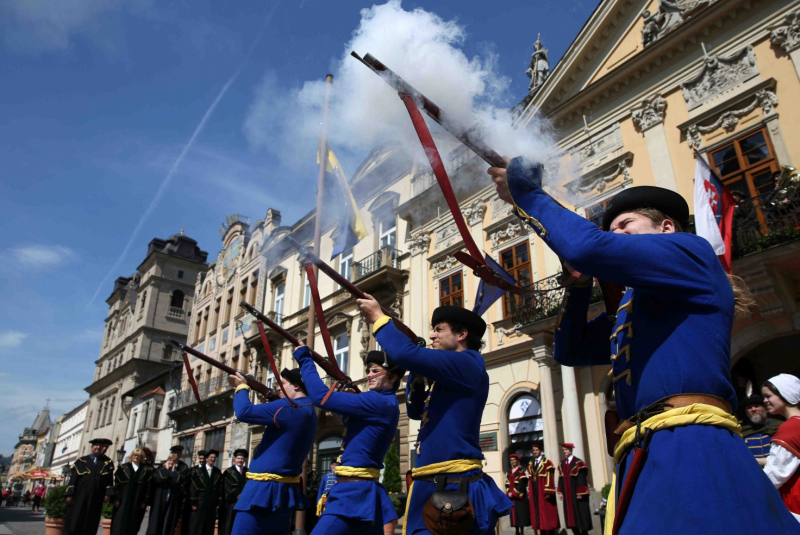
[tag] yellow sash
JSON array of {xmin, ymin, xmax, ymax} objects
[
  {"xmin": 403, "ymin": 459, "xmax": 483, "ymax": 535},
  {"xmin": 245, "ymin": 472, "xmax": 301, "ymax": 484},
  {"xmin": 333, "ymin": 466, "xmax": 381, "ymax": 480},
  {"xmin": 604, "ymin": 404, "xmax": 741, "ymax": 535}
]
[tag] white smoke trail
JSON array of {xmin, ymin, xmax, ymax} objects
[{"xmin": 86, "ymin": 5, "xmax": 281, "ymax": 309}]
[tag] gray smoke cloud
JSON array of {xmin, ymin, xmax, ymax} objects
[{"xmin": 244, "ymin": 0, "xmax": 566, "ymax": 193}]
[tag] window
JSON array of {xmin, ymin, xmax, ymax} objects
[
  {"xmin": 178, "ymin": 435, "xmax": 195, "ymax": 464},
  {"xmin": 303, "ymin": 276, "xmax": 311, "ymax": 308},
  {"xmin": 239, "ymin": 278, "xmax": 248, "ymax": 309},
  {"xmin": 139, "ymin": 291, "xmax": 147, "ymax": 317},
  {"xmin": 177, "ymin": 270, "xmax": 184, "ymax": 279},
  {"xmin": 249, "ymin": 273, "xmax": 259, "ymax": 304},
  {"xmin": 500, "ymin": 242, "xmax": 532, "ymax": 318},
  {"xmin": 213, "ymin": 298, "xmax": 221, "ymax": 332},
  {"xmin": 585, "ymin": 199, "xmax": 611, "ymax": 228},
  {"xmin": 209, "ymin": 338, "xmax": 216, "ymax": 352},
  {"xmin": 202, "ymin": 307, "xmax": 210, "ymax": 338},
  {"xmin": 334, "ymin": 333, "xmax": 349, "ymax": 375},
  {"xmin": 439, "ymin": 272, "xmax": 464, "ymax": 307},
  {"xmin": 107, "ymin": 397, "xmax": 114, "ymax": 425},
  {"xmin": 239, "ymin": 346, "xmax": 249, "ymax": 374},
  {"xmin": 194, "ymin": 313, "xmax": 202, "ymax": 343},
  {"xmin": 338, "ymin": 250, "xmax": 353, "ymax": 283},
  {"xmin": 274, "ymin": 283, "xmax": 285, "ymax": 325},
  {"xmin": 507, "ymin": 395, "xmax": 543, "ymax": 461},
  {"xmin": 94, "ymin": 407, "xmax": 102, "ymax": 429},
  {"xmin": 710, "ymin": 128, "xmax": 778, "ymax": 199},
  {"xmin": 204, "ymin": 428, "xmax": 226, "ymax": 468},
  {"xmin": 224, "ymin": 289, "xmax": 233, "ymax": 324},
  {"xmin": 316, "ymin": 436, "xmax": 344, "ymax": 475},
  {"xmin": 379, "ymin": 213, "xmax": 396, "ymax": 247},
  {"xmin": 170, "ymin": 290, "xmax": 185, "ymax": 309},
  {"xmin": 163, "ymin": 344, "xmax": 174, "ymax": 360},
  {"xmin": 222, "ymin": 329, "xmax": 229, "ymax": 345},
  {"xmin": 265, "ymin": 365, "xmax": 275, "ymax": 390}
]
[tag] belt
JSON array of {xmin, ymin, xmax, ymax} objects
[
  {"xmin": 336, "ymin": 476, "xmax": 379, "ymax": 483},
  {"xmin": 412, "ymin": 473, "xmax": 483, "ymax": 484},
  {"xmin": 334, "ymin": 466, "xmax": 381, "ymax": 480},
  {"xmin": 245, "ymin": 472, "xmax": 300, "ymax": 484}
]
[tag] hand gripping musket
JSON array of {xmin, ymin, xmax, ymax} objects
[
  {"xmin": 238, "ymin": 301, "xmax": 361, "ymax": 393},
  {"xmin": 165, "ymin": 338, "xmax": 282, "ymax": 425},
  {"xmin": 284, "ymin": 235, "xmax": 427, "ymax": 347},
  {"xmin": 351, "ymin": 52, "xmax": 624, "ymax": 313}
]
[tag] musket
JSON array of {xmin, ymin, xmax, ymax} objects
[
  {"xmin": 283, "ymin": 235, "xmax": 427, "ymax": 347},
  {"xmin": 165, "ymin": 338, "xmax": 280, "ymax": 401},
  {"xmin": 238, "ymin": 301, "xmax": 360, "ymax": 392}
]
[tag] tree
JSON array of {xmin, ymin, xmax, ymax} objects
[{"xmin": 382, "ymin": 439, "xmax": 402, "ymax": 494}]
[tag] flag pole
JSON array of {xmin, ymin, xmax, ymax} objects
[{"xmin": 295, "ymin": 73, "xmax": 333, "ymax": 535}]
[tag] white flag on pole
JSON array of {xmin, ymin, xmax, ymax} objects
[{"xmin": 693, "ymin": 159, "xmax": 725, "ymax": 255}]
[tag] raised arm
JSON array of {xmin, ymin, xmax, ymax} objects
[
  {"xmin": 505, "ymin": 158, "xmax": 721, "ymax": 305},
  {"xmin": 375, "ymin": 321, "xmax": 483, "ymax": 390},
  {"xmin": 553, "ymin": 285, "xmax": 613, "ymax": 367},
  {"xmin": 294, "ymin": 347, "xmax": 391, "ymax": 421},
  {"xmin": 232, "ymin": 389, "xmax": 289, "ymax": 428}
]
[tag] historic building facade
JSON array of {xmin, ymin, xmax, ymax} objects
[
  {"xmin": 80, "ymin": 233, "xmax": 208, "ymax": 462},
  {"xmin": 49, "ymin": 401, "xmax": 89, "ymax": 477}
]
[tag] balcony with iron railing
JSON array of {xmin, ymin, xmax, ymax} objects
[
  {"xmin": 729, "ymin": 183, "xmax": 800, "ymax": 259},
  {"xmin": 175, "ymin": 376, "xmax": 233, "ymax": 409},
  {"xmin": 353, "ymin": 245, "xmax": 401, "ymax": 280},
  {"xmin": 511, "ymin": 273, "xmax": 604, "ymax": 328}
]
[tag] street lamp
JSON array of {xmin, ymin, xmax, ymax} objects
[{"xmin": 116, "ymin": 446, "xmax": 125, "ymax": 464}]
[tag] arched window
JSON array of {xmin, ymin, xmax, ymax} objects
[
  {"xmin": 106, "ymin": 397, "xmax": 115, "ymax": 425},
  {"xmin": 170, "ymin": 290, "xmax": 185, "ymax": 309},
  {"xmin": 139, "ymin": 291, "xmax": 148, "ymax": 316},
  {"xmin": 507, "ymin": 394, "xmax": 543, "ymax": 462}
]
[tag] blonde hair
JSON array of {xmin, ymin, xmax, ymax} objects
[
  {"xmin": 130, "ymin": 448, "xmax": 145, "ymax": 461},
  {"xmin": 167, "ymin": 454, "xmax": 179, "ymax": 462},
  {"xmin": 729, "ymin": 274, "xmax": 757, "ymax": 320}
]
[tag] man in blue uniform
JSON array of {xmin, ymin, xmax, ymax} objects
[
  {"xmin": 487, "ymin": 158, "xmax": 800, "ymax": 534},
  {"xmin": 296, "ymin": 348, "xmax": 401, "ymax": 534},
  {"xmin": 740, "ymin": 394, "xmax": 780, "ymax": 466},
  {"xmin": 355, "ymin": 301, "xmax": 512, "ymax": 535},
  {"xmin": 227, "ymin": 367, "xmax": 317, "ymax": 535},
  {"xmin": 316, "ymin": 460, "xmax": 338, "ymax": 516}
]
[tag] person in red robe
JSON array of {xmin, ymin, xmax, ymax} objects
[
  {"xmin": 557, "ymin": 443, "xmax": 592, "ymax": 535},
  {"xmin": 763, "ymin": 374, "xmax": 800, "ymax": 521},
  {"xmin": 527, "ymin": 443, "xmax": 559, "ymax": 535},
  {"xmin": 505, "ymin": 454, "xmax": 530, "ymax": 534}
]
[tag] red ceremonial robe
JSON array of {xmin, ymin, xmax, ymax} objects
[
  {"xmin": 557, "ymin": 457, "xmax": 592, "ymax": 531},
  {"xmin": 527, "ymin": 456, "xmax": 559, "ymax": 531},
  {"xmin": 772, "ymin": 416, "xmax": 800, "ymax": 515},
  {"xmin": 505, "ymin": 466, "xmax": 530, "ymax": 527}
]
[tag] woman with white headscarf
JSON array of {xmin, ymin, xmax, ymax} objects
[{"xmin": 763, "ymin": 373, "xmax": 800, "ymax": 522}]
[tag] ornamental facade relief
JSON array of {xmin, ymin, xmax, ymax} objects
[
  {"xmin": 408, "ymin": 233, "xmax": 431, "ymax": 256},
  {"xmin": 769, "ymin": 10, "xmax": 800, "ymax": 53},
  {"xmin": 685, "ymin": 89, "xmax": 779, "ymax": 150},
  {"xmin": 680, "ymin": 46, "xmax": 759, "ymax": 110},
  {"xmin": 632, "ymin": 96, "xmax": 667, "ymax": 132}
]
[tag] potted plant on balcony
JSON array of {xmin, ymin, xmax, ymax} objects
[
  {"xmin": 43, "ymin": 485, "xmax": 68, "ymax": 535},
  {"xmin": 101, "ymin": 501, "xmax": 114, "ymax": 535}
]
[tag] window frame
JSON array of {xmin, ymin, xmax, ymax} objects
[
  {"xmin": 499, "ymin": 240, "xmax": 533, "ymax": 319},
  {"xmin": 379, "ymin": 214, "xmax": 397, "ymax": 247},
  {"xmin": 333, "ymin": 332, "xmax": 350, "ymax": 375},
  {"xmin": 438, "ymin": 271, "xmax": 464, "ymax": 308}
]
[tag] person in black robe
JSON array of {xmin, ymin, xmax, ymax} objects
[
  {"xmin": 187, "ymin": 449, "xmax": 222, "ymax": 535},
  {"xmin": 147, "ymin": 455, "xmax": 186, "ymax": 535},
  {"xmin": 556, "ymin": 443, "xmax": 592, "ymax": 535},
  {"xmin": 64, "ymin": 438, "xmax": 115, "ymax": 535},
  {"xmin": 111, "ymin": 448, "xmax": 154, "ymax": 535},
  {"xmin": 180, "ymin": 449, "xmax": 205, "ymax": 535},
  {"xmin": 219, "ymin": 449, "xmax": 248, "ymax": 535}
]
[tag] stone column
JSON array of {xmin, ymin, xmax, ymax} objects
[
  {"xmin": 408, "ymin": 233, "xmax": 431, "ymax": 337},
  {"xmin": 531, "ymin": 340, "xmax": 559, "ymax": 459},
  {"xmin": 560, "ymin": 364, "xmax": 586, "ymax": 461},
  {"xmin": 632, "ymin": 95, "xmax": 678, "ymax": 192},
  {"xmin": 770, "ymin": 11, "xmax": 800, "ymax": 82},
  {"xmin": 465, "ymin": 201, "xmax": 489, "ymax": 346}
]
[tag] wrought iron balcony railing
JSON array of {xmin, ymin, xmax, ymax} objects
[
  {"xmin": 511, "ymin": 273, "xmax": 604, "ymax": 327},
  {"xmin": 175, "ymin": 376, "xmax": 233, "ymax": 408},
  {"xmin": 730, "ymin": 184, "xmax": 800, "ymax": 259},
  {"xmin": 353, "ymin": 246, "xmax": 401, "ymax": 280}
]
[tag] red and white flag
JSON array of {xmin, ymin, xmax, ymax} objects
[{"xmin": 694, "ymin": 158, "xmax": 735, "ymax": 272}]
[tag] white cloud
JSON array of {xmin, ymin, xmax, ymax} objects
[
  {"xmin": 0, "ymin": 331, "xmax": 29, "ymax": 349},
  {"xmin": 8, "ymin": 244, "xmax": 78, "ymax": 269}
]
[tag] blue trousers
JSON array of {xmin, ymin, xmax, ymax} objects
[
  {"xmin": 231, "ymin": 507, "xmax": 292, "ymax": 535},
  {"xmin": 311, "ymin": 515, "xmax": 383, "ymax": 535}
]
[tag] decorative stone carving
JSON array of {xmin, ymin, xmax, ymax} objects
[
  {"xmin": 408, "ymin": 233, "xmax": 431, "ymax": 256},
  {"xmin": 526, "ymin": 34, "xmax": 550, "ymax": 91},
  {"xmin": 573, "ymin": 156, "xmax": 633, "ymax": 194},
  {"xmin": 359, "ymin": 320, "xmax": 370, "ymax": 362},
  {"xmin": 390, "ymin": 297, "xmax": 403, "ymax": 319},
  {"xmin": 569, "ymin": 123, "xmax": 624, "ymax": 175},
  {"xmin": 641, "ymin": 0, "xmax": 715, "ymax": 48},
  {"xmin": 333, "ymin": 291, "xmax": 350, "ymax": 304},
  {"xmin": 770, "ymin": 10, "xmax": 800, "ymax": 53},
  {"xmin": 432, "ymin": 256, "xmax": 458, "ymax": 274},
  {"xmin": 496, "ymin": 324, "xmax": 523, "ymax": 346},
  {"xmin": 685, "ymin": 90, "xmax": 779, "ymax": 150},
  {"xmin": 491, "ymin": 198, "xmax": 512, "ymax": 220},
  {"xmin": 434, "ymin": 222, "xmax": 460, "ymax": 251},
  {"xmin": 680, "ymin": 46, "xmax": 759, "ymax": 110},
  {"xmin": 490, "ymin": 221, "xmax": 523, "ymax": 248},
  {"xmin": 632, "ymin": 96, "xmax": 667, "ymax": 132},
  {"xmin": 462, "ymin": 200, "xmax": 487, "ymax": 226}
]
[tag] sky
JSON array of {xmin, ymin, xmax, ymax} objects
[{"xmin": 0, "ymin": 0, "xmax": 598, "ymax": 455}]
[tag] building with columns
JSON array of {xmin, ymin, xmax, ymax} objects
[{"xmin": 80, "ymin": 233, "xmax": 208, "ymax": 463}]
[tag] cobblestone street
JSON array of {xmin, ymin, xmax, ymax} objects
[{"xmin": 0, "ymin": 505, "xmax": 47, "ymax": 535}]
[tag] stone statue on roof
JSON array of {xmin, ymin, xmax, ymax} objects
[{"xmin": 526, "ymin": 34, "xmax": 550, "ymax": 91}]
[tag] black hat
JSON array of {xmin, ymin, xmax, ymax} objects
[
  {"xmin": 170, "ymin": 445, "xmax": 184, "ymax": 453},
  {"xmin": 233, "ymin": 449, "xmax": 248, "ymax": 458},
  {"xmin": 89, "ymin": 438, "xmax": 113, "ymax": 446},
  {"xmin": 431, "ymin": 306, "xmax": 486, "ymax": 339},
  {"xmin": 531, "ymin": 442, "xmax": 544, "ymax": 451},
  {"xmin": 602, "ymin": 186, "xmax": 690, "ymax": 231},
  {"xmin": 206, "ymin": 449, "xmax": 219, "ymax": 457},
  {"xmin": 198, "ymin": 450, "xmax": 208, "ymax": 457},
  {"xmin": 365, "ymin": 350, "xmax": 405, "ymax": 377},
  {"xmin": 742, "ymin": 394, "xmax": 765, "ymax": 408},
  {"xmin": 281, "ymin": 367, "xmax": 305, "ymax": 388}
]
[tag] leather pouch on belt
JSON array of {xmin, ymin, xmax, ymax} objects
[{"xmin": 422, "ymin": 475, "xmax": 475, "ymax": 535}]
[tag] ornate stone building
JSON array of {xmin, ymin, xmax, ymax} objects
[
  {"xmin": 49, "ymin": 401, "xmax": 89, "ymax": 477},
  {"xmin": 80, "ymin": 233, "xmax": 208, "ymax": 463}
]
